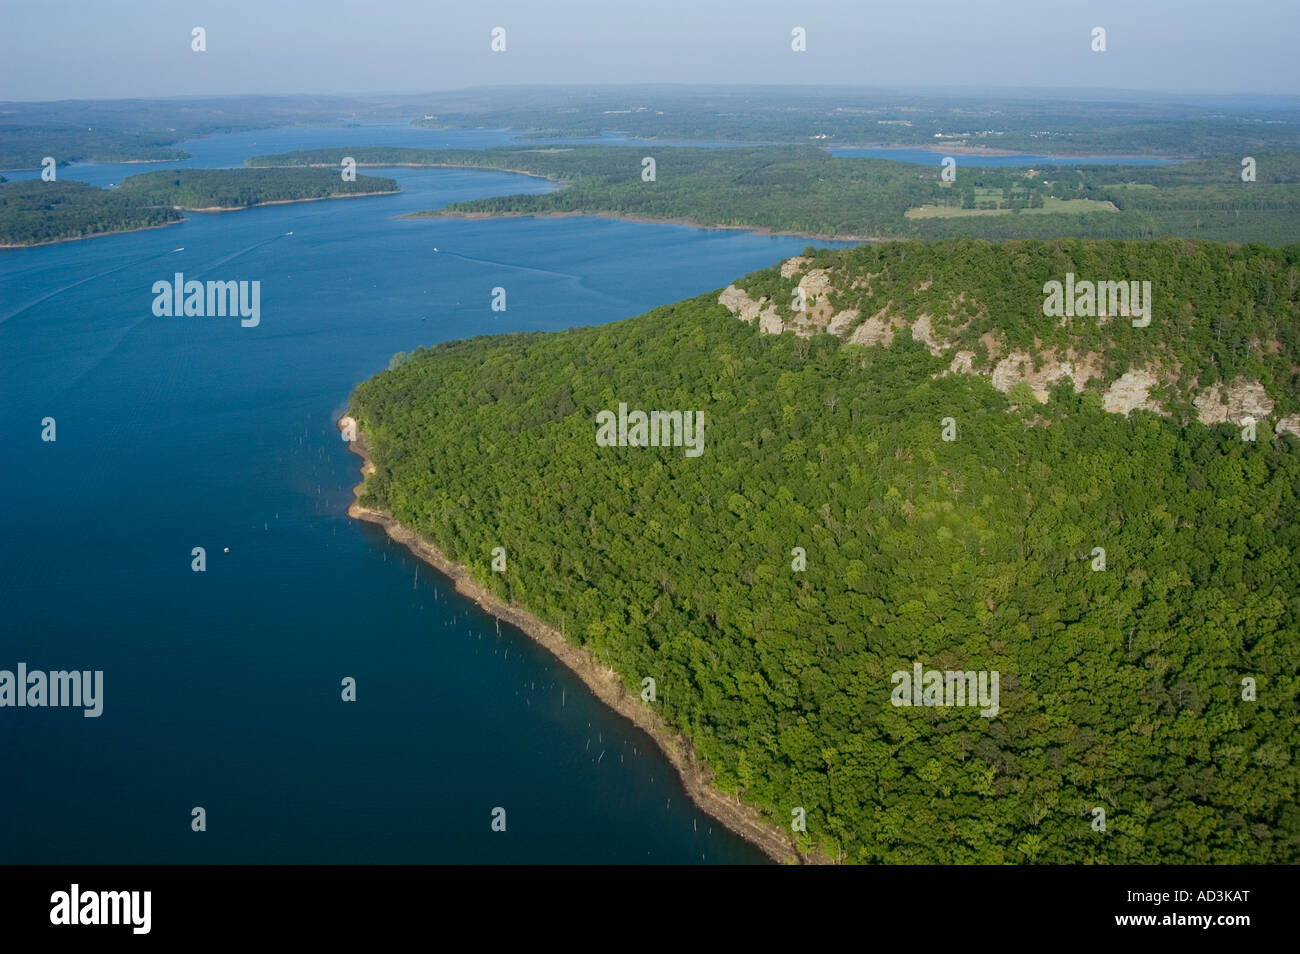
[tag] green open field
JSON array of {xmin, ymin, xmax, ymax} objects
[{"xmin": 905, "ymin": 196, "xmax": 1118, "ymax": 218}]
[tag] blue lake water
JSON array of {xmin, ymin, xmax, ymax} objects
[
  {"xmin": 1, "ymin": 125, "xmax": 526, "ymax": 184},
  {"xmin": 0, "ymin": 126, "xmax": 847, "ymax": 863},
  {"xmin": 533, "ymin": 134, "xmax": 768, "ymax": 148},
  {"xmin": 0, "ymin": 126, "xmax": 755, "ymax": 186}
]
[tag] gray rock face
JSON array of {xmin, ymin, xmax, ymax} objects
[{"xmin": 719, "ymin": 256, "xmax": 1292, "ymax": 430}]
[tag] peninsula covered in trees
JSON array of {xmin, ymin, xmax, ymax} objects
[
  {"xmin": 347, "ymin": 238, "xmax": 1300, "ymax": 863},
  {"xmin": 115, "ymin": 168, "xmax": 399, "ymax": 210},
  {"xmin": 0, "ymin": 169, "xmax": 398, "ymax": 246},
  {"xmin": 0, "ymin": 179, "xmax": 183, "ymax": 247},
  {"xmin": 251, "ymin": 145, "xmax": 1300, "ymax": 245}
]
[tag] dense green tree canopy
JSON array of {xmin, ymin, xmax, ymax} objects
[
  {"xmin": 350, "ymin": 238, "xmax": 1300, "ymax": 863},
  {"xmin": 116, "ymin": 168, "xmax": 398, "ymax": 209},
  {"xmin": 0, "ymin": 169, "xmax": 398, "ymax": 246},
  {"xmin": 0, "ymin": 179, "xmax": 182, "ymax": 246}
]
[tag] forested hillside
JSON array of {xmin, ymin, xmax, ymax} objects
[
  {"xmin": 721, "ymin": 238, "xmax": 1300, "ymax": 428},
  {"xmin": 349, "ymin": 238, "xmax": 1300, "ymax": 863}
]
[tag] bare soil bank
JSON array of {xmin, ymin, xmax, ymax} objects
[{"xmin": 339, "ymin": 415, "xmax": 825, "ymax": 865}]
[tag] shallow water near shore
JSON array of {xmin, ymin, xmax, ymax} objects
[{"xmin": 0, "ymin": 125, "xmax": 848, "ymax": 863}]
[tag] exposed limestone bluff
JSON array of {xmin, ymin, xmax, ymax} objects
[{"xmin": 720, "ymin": 239, "xmax": 1300, "ymax": 435}]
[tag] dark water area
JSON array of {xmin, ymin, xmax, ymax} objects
[{"xmin": 0, "ymin": 125, "xmax": 848, "ymax": 863}]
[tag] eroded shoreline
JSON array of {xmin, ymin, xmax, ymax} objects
[{"xmin": 339, "ymin": 415, "xmax": 821, "ymax": 865}]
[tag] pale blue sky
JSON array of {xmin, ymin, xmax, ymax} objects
[{"xmin": 2, "ymin": 0, "xmax": 1297, "ymax": 101}]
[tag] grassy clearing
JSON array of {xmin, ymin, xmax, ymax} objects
[{"xmin": 905, "ymin": 196, "xmax": 1118, "ymax": 218}]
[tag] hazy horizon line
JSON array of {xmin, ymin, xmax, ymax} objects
[{"xmin": 4, "ymin": 83, "xmax": 1299, "ymax": 108}]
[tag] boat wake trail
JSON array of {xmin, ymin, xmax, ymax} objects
[
  {"xmin": 192, "ymin": 231, "xmax": 292, "ymax": 275},
  {"xmin": 434, "ymin": 250, "xmax": 583, "ymax": 282},
  {"xmin": 14, "ymin": 232, "xmax": 294, "ymax": 403},
  {"xmin": 0, "ymin": 246, "xmax": 186, "ymax": 326}
]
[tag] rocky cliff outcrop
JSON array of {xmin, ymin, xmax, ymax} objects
[{"xmin": 718, "ymin": 253, "xmax": 1297, "ymax": 433}]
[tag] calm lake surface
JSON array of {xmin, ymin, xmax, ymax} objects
[{"xmin": 0, "ymin": 125, "xmax": 845, "ymax": 863}]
